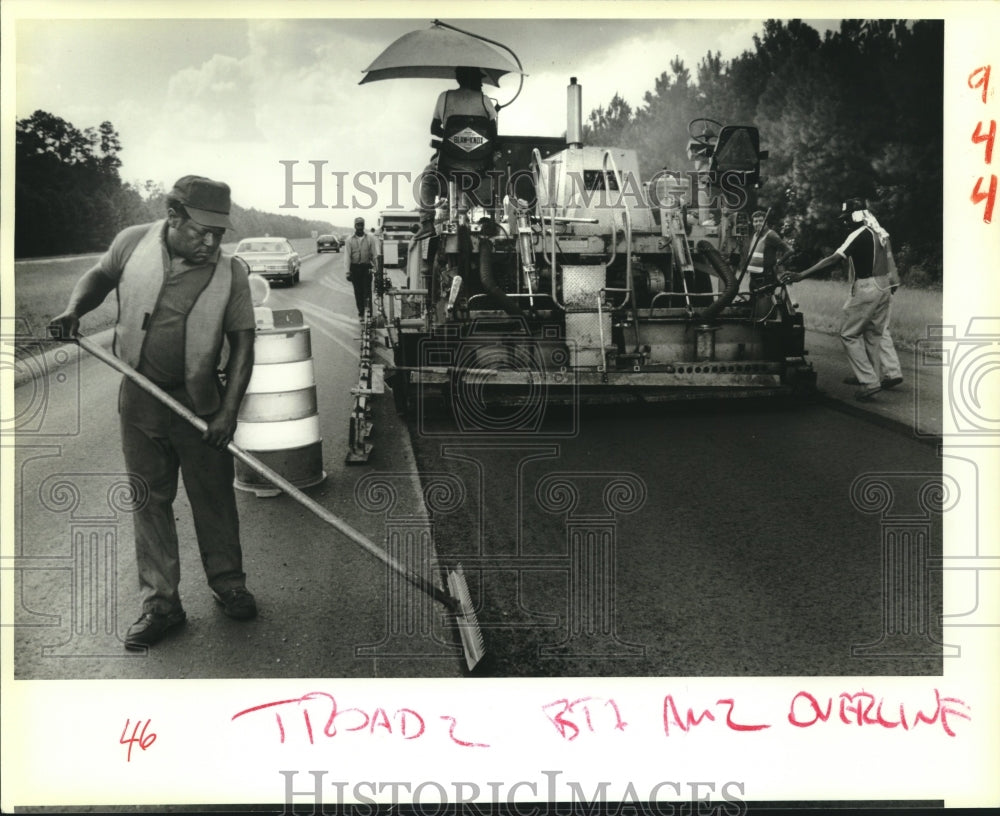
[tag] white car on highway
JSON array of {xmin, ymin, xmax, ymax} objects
[{"xmin": 234, "ymin": 237, "xmax": 301, "ymax": 286}]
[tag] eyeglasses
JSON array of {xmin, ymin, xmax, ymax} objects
[{"xmin": 187, "ymin": 222, "xmax": 226, "ymax": 244}]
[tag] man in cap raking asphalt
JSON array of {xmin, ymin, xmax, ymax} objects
[{"xmin": 49, "ymin": 175, "xmax": 259, "ymax": 649}]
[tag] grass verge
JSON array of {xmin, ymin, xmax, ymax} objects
[
  {"xmin": 12, "ymin": 255, "xmax": 117, "ymax": 351},
  {"xmin": 787, "ymin": 279, "xmax": 942, "ymax": 349},
  {"xmin": 10, "ymin": 238, "xmax": 316, "ymax": 356},
  {"xmin": 12, "ymin": 248, "xmax": 942, "ymax": 355}
]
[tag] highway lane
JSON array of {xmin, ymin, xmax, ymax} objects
[
  {"xmin": 407, "ymin": 393, "xmax": 947, "ymax": 678},
  {"xmin": 11, "ymin": 249, "xmax": 463, "ymax": 680}
]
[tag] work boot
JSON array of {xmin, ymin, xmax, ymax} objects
[
  {"xmin": 412, "ymin": 220, "xmax": 436, "ymax": 241},
  {"xmin": 855, "ymin": 384, "xmax": 881, "ymax": 402},
  {"xmin": 125, "ymin": 609, "xmax": 187, "ymax": 650},
  {"xmin": 212, "ymin": 587, "xmax": 258, "ymax": 620}
]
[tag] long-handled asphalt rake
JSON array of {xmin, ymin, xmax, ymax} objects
[{"xmin": 66, "ymin": 333, "xmax": 485, "ymax": 671}]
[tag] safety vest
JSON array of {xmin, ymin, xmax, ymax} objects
[
  {"xmin": 843, "ymin": 226, "xmax": 892, "ymax": 280},
  {"xmin": 115, "ymin": 220, "xmax": 233, "ymax": 415},
  {"xmin": 438, "ymin": 91, "xmax": 496, "ymax": 172},
  {"xmin": 868, "ymin": 229, "xmax": 892, "ymax": 279},
  {"xmin": 346, "ymin": 232, "xmax": 378, "ymax": 265},
  {"xmin": 747, "ymin": 229, "xmax": 776, "ymax": 277}
]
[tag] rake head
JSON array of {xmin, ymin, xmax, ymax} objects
[{"xmin": 446, "ymin": 565, "xmax": 485, "ymax": 672}]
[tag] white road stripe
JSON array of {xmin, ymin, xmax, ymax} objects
[
  {"xmin": 292, "ymin": 301, "xmax": 361, "ymax": 332},
  {"xmin": 293, "ymin": 304, "xmax": 361, "ymax": 359}
]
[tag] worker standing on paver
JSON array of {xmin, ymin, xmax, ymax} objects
[
  {"xmin": 415, "ymin": 66, "xmax": 499, "ymax": 240},
  {"xmin": 746, "ymin": 209, "xmax": 793, "ymax": 292}
]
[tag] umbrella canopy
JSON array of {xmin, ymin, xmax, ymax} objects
[{"xmin": 360, "ymin": 23, "xmax": 525, "ymax": 87}]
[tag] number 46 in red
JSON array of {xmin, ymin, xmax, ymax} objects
[
  {"xmin": 971, "ymin": 175, "xmax": 997, "ymax": 224},
  {"xmin": 120, "ymin": 718, "xmax": 157, "ymax": 762}
]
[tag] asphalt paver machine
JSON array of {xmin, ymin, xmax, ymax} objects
[{"xmin": 382, "ymin": 73, "xmax": 815, "ymax": 419}]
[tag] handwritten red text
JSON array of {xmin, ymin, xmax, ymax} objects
[
  {"xmin": 231, "ymin": 691, "xmax": 489, "ymax": 748},
  {"xmin": 662, "ymin": 695, "xmax": 770, "ymax": 735},
  {"xmin": 969, "ymin": 65, "xmax": 996, "ymax": 223},
  {"xmin": 788, "ymin": 688, "xmax": 971, "ymax": 737},
  {"xmin": 543, "ymin": 696, "xmax": 628, "ymax": 741},
  {"xmin": 120, "ymin": 718, "xmax": 156, "ymax": 762}
]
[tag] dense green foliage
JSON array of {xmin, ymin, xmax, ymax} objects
[
  {"xmin": 585, "ymin": 19, "xmax": 943, "ymax": 286},
  {"xmin": 15, "ymin": 111, "xmax": 335, "ymax": 258}
]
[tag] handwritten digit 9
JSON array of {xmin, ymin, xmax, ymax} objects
[{"xmin": 969, "ymin": 65, "xmax": 992, "ymax": 104}]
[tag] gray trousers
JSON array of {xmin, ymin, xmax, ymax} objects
[{"xmin": 119, "ymin": 377, "xmax": 246, "ymax": 614}]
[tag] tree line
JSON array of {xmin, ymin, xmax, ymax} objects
[
  {"xmin": 17, "ymin": 20, "xmax": 942, "ymax": 284},
  {"xmin": 14, "ymin": 110, "xmax": 336, "ymax": 258},
  {"xmin": 584, "ymin": 19, "xmax": 943, "ymax": 287}
]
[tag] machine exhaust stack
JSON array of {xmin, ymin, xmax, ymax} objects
[{"xmin": 567, "ymin": 77, "xmax": 583, "ymax": 148}]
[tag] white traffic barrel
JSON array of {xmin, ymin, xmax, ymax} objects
[{"xmin": 234, "ymin": 322, "xmax": 326, "ymax": 496}]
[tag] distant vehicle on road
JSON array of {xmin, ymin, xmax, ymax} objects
[
  {"xmin": 316, "ymin": 234, "xmax": 341, "ymax": 253},
  {"xmin": 377, "ymin": 210, "xmax": 420, "ymax": 269},
  {"xmin": 234, "ymin": 237, "xmax": 300, "ymax": 286}
]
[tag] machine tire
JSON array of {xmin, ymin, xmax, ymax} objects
[{"xmin": 390, "ymin": 369, "xmax": 412, "ymax": 416}]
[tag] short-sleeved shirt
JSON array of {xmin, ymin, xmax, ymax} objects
[
  {"xmin": 835, "ymin": 226, "xmax": 881, "ymax": 279},
  {"xmin": 93, "ymin": 221, "xmax": 254, "ymax": 385},
  {"xmin": 433, "ymin": 88, "xmax": 497, "ymax": 125},
  {"xmin": 345, "ymin": 231, "xmax": 379, "ymax": 267}
]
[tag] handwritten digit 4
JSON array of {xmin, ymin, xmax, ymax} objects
[
  {"xmin": 972, "ymin": 120, "xmax": 996, "ymax": 165},
  {"xmin": 971, "ymin": 175, "xmax": 997, "ymax": 223},
  {"xmin": 120, "ymin": 718, "xmax": 157, "ymax": 762}
]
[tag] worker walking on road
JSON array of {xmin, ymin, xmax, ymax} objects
[
  {"xmin": 781, "ymin": 197, "xmax": 902, "ymax": 401},
  {"xmin": 344, "ymin": 216, "xmax": 380, "ymax": 318},
  {"xmin": 49, "ymin": 175, "xmax": 258, "ymax": 649}
]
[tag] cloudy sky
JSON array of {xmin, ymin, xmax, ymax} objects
[{"xmin": 10, "ymin": 6, "xmax": 837, "ymax": 227}]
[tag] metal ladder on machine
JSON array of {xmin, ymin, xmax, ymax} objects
[
  {"xmin": 345, "ymin": 267, "xmax": 386, "ymax": 465},
  {"xmin": 663, "ymin": 201, "xmax": 726, "ymax": 362}
]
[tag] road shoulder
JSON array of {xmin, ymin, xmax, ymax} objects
[{"xmin": 804, "ymin": 329, "xmax": 942, "ymax": 440}]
